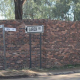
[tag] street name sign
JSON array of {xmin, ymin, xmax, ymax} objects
[
  {"xmin": 0, "ymin": 25, "xmax": 3, "ymax": 28},
  {"xmin": 5, "ymin": 28, "xmax": 16, "ymax": 31},
  {"xmin": 25, "ymin": 25, "xmax": 44, "ymax": 33}
]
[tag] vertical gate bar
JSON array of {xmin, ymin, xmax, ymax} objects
[
  {"xmin": 3, "ymin": 25, "xmax": 7, "ymax": 70},
  {"xmin": 29, "ymin": 33, "xmax": 32, "ymax": 68},
  {"xmin": 40, "ymin": 33, "xmax": 42, "ymax": 69}
]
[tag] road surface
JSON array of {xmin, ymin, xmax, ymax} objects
[{"xmin": 1, "ymin": 73, "xmax": 80, "ymax": 80}]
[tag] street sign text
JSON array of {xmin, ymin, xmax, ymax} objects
[
  {"xmin": 5, "ymin": 28, "xmax": 16, "ymax": 31},
  {"xmin": 25, "ymin": 25, "xmax": 44, "ymax": 33}
]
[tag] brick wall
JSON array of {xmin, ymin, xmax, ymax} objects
[{"xmin": 0, "ymin": 19, "xmax": 80, "ymax": 70}]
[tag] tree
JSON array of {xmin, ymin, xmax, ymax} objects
[
  {"xmin": 1, "ymin": 0, "xmax": 80, "ymax": 21},
  {"xmin": 14, "ymin": 0, "xmax": 26, "ymax": 20}
]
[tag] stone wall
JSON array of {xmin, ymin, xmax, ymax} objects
[{"xmin": 0, "ymin": 19, "xmax": 80, "ymax": 70}]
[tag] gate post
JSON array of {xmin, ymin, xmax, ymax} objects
[
  {"xmin": 2, "ymin": 25, "xmax": 7, "ymax": 70},
  {"xmin": 40, "ymin": 33, "xmax": 42, "ymax": 69},
  {"xmin": 29, "ymin": 33, "xmax": 32, "ymax": 68}
]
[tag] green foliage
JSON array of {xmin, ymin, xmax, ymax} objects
[
  {"xmin": 0, "ymin": 0, "xmax": 15, "ymax": 19},
  {"xmin": 23, "ymin": 0, "xmax": 55, "ymax": 19},
  {"xmin": 71, "ymin": 0, "xmax": 80, "ymax": 21},
  {"xmin": 52, "ymin": 0, "xmax": 71, "ymax": 20}
]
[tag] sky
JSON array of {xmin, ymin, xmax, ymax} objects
[
  {"xmin": 0, "ymin": 14, "xmax": 5, "ymax": 20},
  {"xmin": 0, "ymin": 16, "xmax": 4, "ymax": 20}
]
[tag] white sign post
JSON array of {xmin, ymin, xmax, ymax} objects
[
  {"xmin": 25, "ymin": 25, "xmax": 44, "ymax": 68},
  {"xmin": 0, "ymin": 25, "xmax": 6, "ymax": 70},
  {"xmin": 2, "ymin": 25, "xmax": 7, "ymax": 70},
  {"xmin": 0, "ymin": 25, "xmax": 16, "ymax": 70}
]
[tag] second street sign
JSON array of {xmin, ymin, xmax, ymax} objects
[
  {"xmin": 25, "ymin": 25, "xmax": 44, "ymax": 33},
  {"xmin": 5, "ymin": 28, "xmax": 16, "ymax": 31}
]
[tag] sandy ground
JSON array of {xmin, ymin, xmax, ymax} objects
[
  {"xmin": 1, "ymin": 73, "xmax": 80, "ymax": 80},
  {"xmin": 0, "ymin": 67, "xmax": 80, "ymax": 79}
]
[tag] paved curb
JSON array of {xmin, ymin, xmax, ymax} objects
[
  {"xmin": 0, "ymin": 69, "xmax": 80, "ymax": 79},
  {"xmin": 36, "ymin": 70, "xmax": 80, "ymax": 76},
  {"xmin": 0, "ymin": 75, "xmax": 29, "ymax": 79}
]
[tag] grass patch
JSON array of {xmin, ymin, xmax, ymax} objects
[
  {"xmin": 1, "ymin": 64, "xmax": 80, "ymax": 73},
  {"xmin": 30, "ymin": 64, "xmax": 80, "ymax": 72},
  {"xmin": 63, "ymin": 64, "xmax": 80, "ymax": 69}
]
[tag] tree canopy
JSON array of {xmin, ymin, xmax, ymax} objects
[{"xmin": 0, "ymin": 0, "xmax": 80, "ymax": 21}]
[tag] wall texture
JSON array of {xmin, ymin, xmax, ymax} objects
[{"xmin": 0, "ymin": 19, "xmax": 80, "ymax": 70}]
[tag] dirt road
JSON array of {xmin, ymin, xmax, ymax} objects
[{"xmin": 1, "ymin": 72, "xmax": 80, "ymax": 80}]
